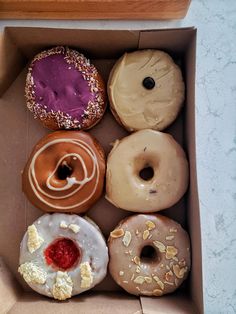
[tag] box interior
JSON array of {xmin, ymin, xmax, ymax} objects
[{"xmin": 0, "ymin": 27, "xmax": 202, "ymax": 313}]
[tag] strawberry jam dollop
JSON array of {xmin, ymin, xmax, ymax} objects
[{"xmin": 44, "ymin": 238, "xmax": 80, "ymax": 270}]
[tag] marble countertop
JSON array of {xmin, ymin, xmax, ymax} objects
[{"xmin": 0, "ymin": 0, "xmax": 235, "ymax": 312}]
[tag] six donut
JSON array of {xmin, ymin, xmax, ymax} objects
[
  {"xmin": 22, "ymin": 131, "xmax": 105, "ymax": 214},
  {"xmin": 108, "ymin": 49, "xmax": 185, "ymax": 132},
  {"xmin": 18, "ymin": 213, "xmax": 108, "ymax": 300},
  {"xmin": 106, "ymin": 129, "xmax": 189, "ymax": 212},
  {"xmin": 25, "ymin": 46, "xmax": 106, "ymax": 130},
  {"xmin": 20, "ymin": 48, "xmax": 191, "ymax": 299},
  {"xmin": 108, "ymin": 214, "xmax": 190, "ymax": 296}
]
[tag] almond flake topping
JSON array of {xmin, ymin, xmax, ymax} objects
[
  {"xmin": 153, "ymin": 241, "xmax": 166, "ymax": 253},
  {"xmin": 166, "ymin": 235, "xmax": 174, "ymax": 241},
  {"xmin": 170, "ymin": 228, "xmax": 177, "ymax": 233},
  {"xmin": 119, "ymin": 271, "xmax": 124, "ymax": 276},
  {"xmin": 110, "ymin": 228, "xmax": 124, "ymax": 238},
  {"xmin": 173, "ymin": 264, "xmax": 188, "ymax": 279},
  {"xmin": 134, "ymin": 276, "xmax": 145, "ymax": 284},
  {"xmin": 133, "ymin": 256, "xmax": 141, "ymax": 266},
  {"xmin": 122, "ymin": 231, "xmax": 132, "ymax": 247},
  {"xmin": 153, "ymin": 275, "xmax": 164, "ymax": 290},
  {"xmin": 164, "ymin": 281, "xmax": 174, "ymax": 286},
  {"xmin": 145, "ymin": 221, "xmax": 156, "ymax": 231},
  {"xmin": 136, "ymin": 266, "xmax": 141, "ymax": 273},
  {"xmin": 143, "ymin": 230, "xmax": 150, "ymax": 240},
  {"xmin": 144, "ymin": 277, "xmax": 152, "ymax": 284},
  {"xmin": 153, "ymin": 289, "xmax": 163, "ymax": 296},
  {"xmin": 165, "ymin": 270, "xmax": 174, "ymax": 282},
  {"xmin": 27, "ymin": 224, "xmax": 44, "ymax": 253},
  {"xmin": 166, "ymin": 246, "xmax": 178, "ymax": 259}
]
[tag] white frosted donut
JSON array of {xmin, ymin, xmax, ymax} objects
[
  {"xmin": 108, "ymin": 214, "xmax": 191, "ymax": 296},
  {"xmin": 18, "ymin": 213, "xmax": 108, "ymax": 300},
  {"xmin": 108, "ymin": 49, "xmax": 185, "ymax": 131},
  {"xmin": 106, "ymin": 129, "xmax": 189, "ymax": 212}
]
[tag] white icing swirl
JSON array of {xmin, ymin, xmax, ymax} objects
[{"xmin": 28, "ymin": 138, "xmax": 99, "ymax": 210}]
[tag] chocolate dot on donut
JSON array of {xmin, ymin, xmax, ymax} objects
[
  {"xmin": 57, "ymin": 163, "xmax": 73, "ymax": 180},
  {"xmin": 140, "ymin": 245, "xmax": 158, "ymax": 263},
  {"xmin": 139, "ymin": 166, "xmax": 154, "ymax": 181},
  {"xmin": 142, "ymin": 77, "xmax": 155, "ymax": 90}
]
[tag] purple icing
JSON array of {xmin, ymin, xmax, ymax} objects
[{"xmin": 32, "ymin": 54, "xmax": 95, "ymax": 122}]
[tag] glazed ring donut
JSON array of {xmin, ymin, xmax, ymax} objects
[
  {"xmin": 18, "ymin": 213, "xmax": 108, "ymax": 300},
  {"xmin": 22, "ymin": 130, "xmax": 105, "ymax": 214},
  {"xmin": 108, "ymin": 49, "xmax": 184, "ymax": 132},
  {"xmin": 108, "ymin": 214, "xmax": 190, "ymax": 296},
  {"xmin": 106, "ymin": 129, "xmax": 188, "ymax": 212},
  {"xmin": 25, "ymin": 46, "xmax": 106, "ymax": 130}
]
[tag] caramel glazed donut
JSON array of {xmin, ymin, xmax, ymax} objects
[
  {"xmin": 25, "ymin": 46, "xmax": 106, "ymax": 130},
  {"xmin": 108, "ymin": 214, "xmax": 190, "ymax": 296},
  {"xmin": 22, "ymin": 131, "xmax": 105, "ymax": 214},
  {"xmin": 106, "ymin": 129, "xmax": 189, "ymax": 212},
  {"xmin": 108, "ymin": 49, "xmax": 185, "ymax": 132},
  {"xmin": 18, "ymin": 213, "xmax": 108, "ymax": 300}
]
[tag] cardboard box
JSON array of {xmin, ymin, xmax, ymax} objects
[{"xmin": 0, "ymin": 27, "xmax": 203, "ymax": 313}]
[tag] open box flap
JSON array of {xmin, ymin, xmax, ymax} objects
[
  {"xmin": 0, "ymin": 30, "xmax": 25, "ymax": 95},
  {"xmin": 138, "ymin": 27, "xmax": 196, "ymax": 52},
  {"xmin": 5, "ymin": 27, "xmax": 140, "ymax": 59}
]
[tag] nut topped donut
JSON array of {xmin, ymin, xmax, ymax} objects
[
  {"xmin": 106, "ymin": 129, "xmax": 189, "ymax": 212},
  {"xmin": 18, "ymin": 213, "xmax": 108, "ymax": 300},
  {"xmin": 25, "ymin": 46, "xmax": 106, "ymax": 130},
  {"xmin": 108, "ymin": 49, "xmax": 184, "ymax": 131},
  {"xmin": 108, "ymin": 214, "xmax": 190, "ymax": 296},
  {"xmin": 22, "ymin": 131, "xmax": 105, "ymax": 214}
]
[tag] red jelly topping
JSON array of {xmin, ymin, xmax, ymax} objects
[{"xmin": 44, "ymin": 238, "xmax": 80, "ymax": 270}]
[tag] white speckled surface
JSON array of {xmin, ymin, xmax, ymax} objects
[{"xmin": 0, "ymin": 0, "xmax": 236, "ymax": 312}]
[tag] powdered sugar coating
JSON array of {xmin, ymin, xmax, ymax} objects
[{"xmin": 19, "ymin": 213, "xmax": 108, "ymax": 299}]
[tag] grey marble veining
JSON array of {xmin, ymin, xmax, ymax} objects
[{"xmin": 0, "ymin": 0, "xmax": 236, "ymax": 313}]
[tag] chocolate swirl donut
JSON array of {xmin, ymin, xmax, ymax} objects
[{"xmin": 22, "ymin": 131, "xmax": 105, "ymax": 214}]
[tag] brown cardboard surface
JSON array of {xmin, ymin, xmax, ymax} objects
[
  {"xmin": 0, "ymin": 258, "xmax": 21, "ymax": 313},
  {"xmin": 0, "ymin": 27, "xmax": 202, "ymax": 313},
  {"xmin": 0, "ymin": 30, "xmax": 25, "ymax": 95},
  {"xmin": 140, "ymin": 291, "xmax": 198, "ymax": 314},
  {"xmin": 8, "ymin": 292, "xmax": 141, "ymax": 314}
]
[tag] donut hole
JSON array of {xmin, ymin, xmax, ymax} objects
[
  {"xmin": 140, "ymin": 245, "xmax": 158, "ymax": 263},
  {"xmin": 139, "ymin": 166, "xmax": 154, "ymax": 181},
  {"xmin": 57, "ymin": 163, "xmax": 73, "ymax": 180},
  {"xmin": 44, "ymin": 238, "xmax": 81, "ymax": 270}
]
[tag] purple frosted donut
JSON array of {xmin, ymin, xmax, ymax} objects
[{"xmin": 25, "ymin": 46, "xmax": 106, "ymax": 130}]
